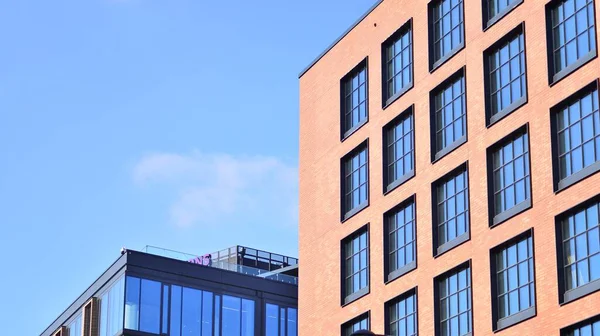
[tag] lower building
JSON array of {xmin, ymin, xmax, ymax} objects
[{"xmin": 40, "ymin": 245, "xmax": 298, "ymax": 336}]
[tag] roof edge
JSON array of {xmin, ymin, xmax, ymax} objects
[{"xmin": 298, "ymin": 0, "xmax": 384, "ymax": 79}]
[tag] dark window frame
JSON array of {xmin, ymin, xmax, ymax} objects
[
  {"xmin": 486, "ymin": 124, "xmax": 533, "ymax": 228},
  {"xmin": 432, "ymin": 162, "xmax": 471, "ymax": 257},
  {"xmin": 560, "ymin": 313, "xmax": 600, "ymax": 335},
  {"xmin": 489, "ymin": 229, "xmax": 537, "ymax": 331},
  {"xmin": 555, "ymin": 194, "xmax": 600, "ymax": 305},
  {"xmin": 341, "ymin": 140, "xmax": 370, "ymax": 222},
  {"xmin": 341, "ymin": 224, "xmax": 371, "ymax": 306},
  {"xmin": 428, "ymin": 0, "xmax": 466, "ymax": 72},
  {"xmin": 545, "ymin": 0, "xmax": 598, "ymax": 86},
  {"xmin": 483, "ymin": 23, "xmax": 528, "ymax": 127},
  {"xmin": 430, "ymin": 67, "xmax": 468, "ymax": 163},
  {"xmin": 384, "ymin": 195, "xmax": 418, "ymax": 283},
  {"xmin": 341, "ymin": 311, "xmax": 371, "ymax": 336},
  {"xmin": 483, "ymin": 0, "xmax": 524, "ymax": 30},
  {"xmin": 383, "ymin": 105, "xmax": 416, "ymax": 194},
  {"xmin": 550, "ymin": 79, "xmax": 600, "ymax": 193},
  {"xmin": 382, "ymin": 19, "xmax": 415, "ymax": 109},
  {"xmin": 264, "ymin": 301, "xmax": 298, "ymax": 336},
  {"xmin": 384, "ymin": 287, "xmax": 419, "ymax": 336},
  {"xmin": 340, "ymin": 58, "xmax": 369, "ymax": 141},
  {"xmin": 433, "ymin": 260, "xmax": 473, "ymax": 336}
]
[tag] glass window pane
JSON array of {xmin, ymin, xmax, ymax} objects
[
  {"xmin": 241, "ymin": 299, "xmax": 255, "ymax": 336},
  {"xmin": 139, "ymin": 279, "xmax": 161, "ymax": 333},
  {"xmin": 182, "ymin": 287, "xmax": 201, "ymax": 336},
  {"xmin": 266, "ymin": 304, "xmax": 279, "ymax": 336},
  {"xmin": 170, "ymin": 286, "xmax": 182, "ymax": 336},
  {"xmin": 222, "ymin": 296, "xmax": 241, "ymax": 336},
  {"xmin": 203, "ymin": 291, "xmax": 214, "ymax": 336},
  {"xmin": 125, "ymin": 276, "xmax": 140, "ymax": 330}
]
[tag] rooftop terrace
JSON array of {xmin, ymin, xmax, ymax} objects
[{"xmin": 141, "ymin": 245, "xmax": 299, "ymax": 285}]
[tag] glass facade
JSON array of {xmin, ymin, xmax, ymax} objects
[
  {"xmin": 494, "ymin": 235, "xmax": 535, "ymax": 320},
  {"xmin": 387, "ymin": 200, "xmax": 416, "ymax": 276},
  {"xmin": 265, "ymin": 303, "xmax": 298, "ymax": 336},
  {"xmin": 433, "ymin": 73, "xmax": 466, "ymax": 156},
  {"xmin": 343, "ymin": 145, "xmax": 369, "ymax": 217},
  {"xmin": 68, "ymin": 314, "xmax": 82, "ymax": 336},
  {"xmin": 488, "ymin": 31, "xmax": 526, "ymax": 119},
  {"xmin": 557, "ymin": 87, "xmax": 600, "ymax": 180},
  {"xmin": 437, "ymin": 266, "xmax": 472, "ymax": 336},
  {"xmin": 99, "ymin": 276, "xmax": 125, "ymax": 336},
  {"xmin": 125, "ymin": 276, "xmax": 161, "ymax": 333},
  {"xmin": 491, "ymin": 131, "xmax": 531, "ymax": 217},
  {"xmin": 342, "ymin": 314, "xmax": 369, "ymax": 336},
  {"xmin": 385, "ymin": 110, "xmax": 414, "ymax": 190},
  {"xmin": 550, "ymin": 0, "xmax": 596, "ymax": 76},
  {"xmin": 75, "ymin": 274, "xmax": 288, "ymax": 336},
  {"xmin": 384, "ymin": 25, "xmax": 413, "ymax": 101},
  {"xmin": 431, "ymin": 0, "xmax": 464, "ymax": 65},
  {"xmin": 435, "ymin": 168, "xmax": 469, "ymax": 248},
  {"xmin": 342, "ymin": 64, "xmax": 368, "ymax": 135},
  {"xmin": 561, "ymin": 201, "xmax": 600, "ymax": 291},
  {"xmin": 388, "ymin": 292, "xmax": 417, "ymax": 336}
]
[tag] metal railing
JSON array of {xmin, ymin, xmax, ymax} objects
[{"xmin": 141, "ymin": 245, "xmax": 298, "ymax": 285}]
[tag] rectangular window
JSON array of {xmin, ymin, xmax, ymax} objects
[
  {"xmin": 266, "ymin": 303, "xmax": 297, "ymax": 336},
  {"xmin": 342, "ymin": 142, "xmax": 369, "ymax": 221},
  {"xmin": 547, "ymin": 0, "xmax": 597, "ymax": 83},
  {"xmin": 386, "ymin": 289, "xmax": 418, "ymax": 336},
  {"xmin": 342, "ymin": 226, "xmax": 370, "ymax": 305},
  {"xmin": 429, "ymin": 0, "xmax": 465, "ymax": 70},
  {"xmin": 382, "ymin": 20, "xmax": 413, "ymax": 107},
  {"xmin": 342, "ymin": 312, "xmax": 370, "ymax": 336},
  {"xmin": 68, "ymin": 314, "xmax": 83, "ymax": 336},
  {"xmin": 432, "ymin": 164, "xmax": 470, "ymax": 256},
  {"xmin": 435, "ymin": 262, "xmax": 472, "ymax": 336},
  {"xmin": 385, "ymin": 196, "xmax": 417, "ymax": 282},
  {"xmin": 341, "ymin": 60, "xmax": 368, "ymax": 139},
  {"xmin": 484, "ymin": 24, "xmax": 527, "ymax": 125},
  {"xmin": 487, "ymin": 125, "xmax": 531, "ymax": 226},
  {"xmin": 124, "ymin": 276, "xmax": 161, "ymax": 333},
  {"xmin": 383, "ymin": 106, "xmax": 415, "ymax": 193},
  {"xmin": 431, "ymin": 68, "xmax": 467, "ymax": 161},
  {"xmin": 483, "ymin": 0, "xmax": 523, "ymax": 28},
  {"xmin": 556, "ymin": 197, "xmax": 600, "ymax": 303},
  {"xmin": 561, "ymin": 315, "xmax": 600, "ymax": 335},
  {"xmin": 99, "ymin": 276, "xmax": 125, "ymax": 336},
  {"xmin": 491, "ymin": 231, "xmax": 536, "ymax": 331},
  {"xmin": 551, "ymin": 81, "xmax": 600, "ymax": 191}
]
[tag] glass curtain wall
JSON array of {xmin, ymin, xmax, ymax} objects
[{"xmin": 120, "ymin": 275, "xmax": 261, "ymax": 336}]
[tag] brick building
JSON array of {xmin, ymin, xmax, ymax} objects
[{"xmin": 298, "ymin": 0, "xmax": 600, "ymax": 335}]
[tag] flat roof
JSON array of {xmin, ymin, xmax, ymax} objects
[
  {"xmin": 40, "ymin": 250, "xmax": 298, "ymax": 336},
  {"xmin": 298, "ymin": 0, "xmax": 384, "ymax": 78}
]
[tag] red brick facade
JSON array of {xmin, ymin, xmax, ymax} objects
[{"xmin": 298, "ymin": 0, "xmax": 600, "ymax": 335}]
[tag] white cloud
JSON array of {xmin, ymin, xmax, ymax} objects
[{"xmin": 133, "ymin": 151, "xmax": 298, "ymax": 229}]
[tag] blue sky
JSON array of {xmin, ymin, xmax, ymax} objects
[{"xmin": 0, "ymin": 0, "xmax": 376, "ymax": 334}]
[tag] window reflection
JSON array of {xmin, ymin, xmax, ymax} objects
[
  {"xmin": 182, "ymin": 287, "xmax": 202, "ymax": 335},
  {"xmin": 99, "ymin": 276, "xmax": 124, "ymax": 336},
  {"xmin": 223, "ymin": 296, "xmax": 241, "ymax": 335},
  {"xmin": 68, "ymin": 314, "xmax": 82, "ymax": 336},
  {"xmin": 120, "ymin": 275, "xmax": 261, "ymax": 336},
  {"xmin": 140, "ymin": 279, "xmax": 161, "ymax": 333},
  {"xmin": 265, "ymin": 303, "xmax": 298, "ymax": 336}
]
